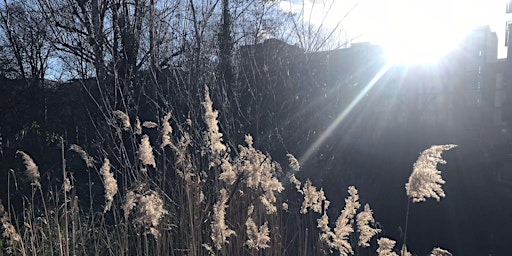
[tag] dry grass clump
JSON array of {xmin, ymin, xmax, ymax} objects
[
  {"xmin": 0, "ymin": 202, "xmax": 24, "ymax": 255},
  {"xmin": 63, "ymin": 176, "xmax": 72, "ymax": 193}
]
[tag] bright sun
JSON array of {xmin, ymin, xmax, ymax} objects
[
  {"xmin": 370, "ymin": 0, "xmax": 498, "ymax": 65},
  {"xmin": 279, "ymin": 0, "xmax": 504, "ymax": 63}
]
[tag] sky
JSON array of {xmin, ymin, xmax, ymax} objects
[{"xmin": 279, "ymin": 0, "xmax": 509, "ymax": 59}]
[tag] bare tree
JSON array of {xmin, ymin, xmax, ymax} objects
[{"xmin": 0, "ymin": 0, "xmax": 53, "ymax": 85}]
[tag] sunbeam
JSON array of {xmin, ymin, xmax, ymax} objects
[{"xmin": 300, "ymin": 62, "xmax": 392, "ymax": 164}]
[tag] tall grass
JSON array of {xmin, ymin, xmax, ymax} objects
[{"xmin": 1, "ymin": 86, "xmax": 455, "ymax": 256}]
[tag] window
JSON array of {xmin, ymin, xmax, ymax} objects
[{"xmin": 505, "ymin": 22, "xmax": 512, "ymax": 46}]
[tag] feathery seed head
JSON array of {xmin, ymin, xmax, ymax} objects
[
  {"xmin": 245, "ymin": 217, "xmax": 271, "ymax": 250},
  {"xmin": 100, "ymin": 158, "xmax": 118, "ymax": 213},
  {"xmin": 17, "ymin": 150, "xmax": 40, "ymax": 187},
  {"xmin": 300, "ymin": 179, "xmax": 329, "ymax": 214},
  {"xmin": 70, "ymin": 144, "xmax": 94, "ymax": 168},
  {"xmin": 287, "ymin": 153, "xmax": 300, "ymax": 171},
  {"xmin": 377, "ymin": 237, "xmax": 398, "ymax": 256},
  {"xmin": 356, "ymin": 203, "xmax": 381, "ymax": 247},
  {"xmin": 0, "ymin": 201, "xmax": 22, "ymax": 253},
  {"xmin": 135, "ymin": 118, "xmax": 142, "ymax": 135},
  {"xmin": 63, "ymin": 177, "xmax": 72, "ymax": 193},
  {"xmin": 135, "ymin": 190, "xmax": 167, "ymax": 237},
  {"xmin": 113, "ymin": 110, "xmax": 131, "ymax": 131},
  {"xmin": 123, "ymin": 191, "xmax": 137, "ymax": 221},
  {"xmin": 161, "ymin": 112, "xmax": 173, "ymax": 149},
  {"xmin": 211, "ymin": 189, "xmax": 235, "ymax": 249},
  {"xmin": 430, "ymin": 247, "xmax": 452, "ymax": 256},
  {"xmin": 202, "ymin": 86, "xmax": 227, "ymax": 159},
  {"xmin": 405, "ymin": 144, "xmax": 457, "ymax": 203},
  {"xmin": 139, "ymin": 135, "xmax": 156, "ymax": 169},
  {"xmin": 142, "ymin": 121, "xmax": 158, "ymax": 129}
]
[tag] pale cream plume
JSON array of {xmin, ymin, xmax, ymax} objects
[
  {"xmin": 142, "ymin": 121, "xmax": 158, "ymax": 128},
  {"xmin": 405, "ymin": 144, "xmax": 457, "ymax": 203},
  {"xmin": 123, "ymin": 191, "xmax": 137, "ymax": 221},
  {"xmin": 17, "ymin": 150, "xmax": 40, "ymax": 187},
  {"xmin": 139, "ymin": 135, "xmax": 156, "ymax": 169},
  {"xmin": 316, "ymin": 186, "xmax": 360, "ymax": 256},
  {"xmin": 377, "ymin": 237, "xmax": 399, "ymax": 256},
  {"xmin": 300, "ymin": 179, "xmax": 329, "ymax": 214},
  {"xmin": 161, "ymin": 112, "xmax": 173, "ymax": 149},
  {"xmin": 113, "ymin": 110, "xmax": 131, "ymax": 131},
  {"xmin": 430, "ymin": 247, "xmax": 452, "ymax": 256},
  {"xmin": 211, "ymin": 189, "xmax": 235, "ymax": 249},
  {"xmin": 356, "ymin": 203, "xmax": 381, "ymax": 247},
  {"xmin": 134, "ymin": 190, "xmax": 167, "ymax": 237},
  {"xmin": 287, "ymin": 153, "xmax": 300, "ymax": 172},
  {"xmin": 70, "ymin": 144, "xmax": 94, "ymax": 168},
  {"xmin": 232, "ymin": 135, "xmax": 284, "ymax": 214},
  {"xmin": 245, "ymin": 214, "xmax": 271, "ymax": 249},
  {"xmin": 135, "ymin": 117, "xmax": 142, "ymax": 135},
  {"xmin": 331, "ymin": 186, "xmax": 360, "ymax": 255},
  {"xmin": 0, "ymin": 202, "xmax": 22, "ymax": 254},
  {"xmin": 202, "ymin": 86, "xmax": 227, "ymax": 165},
  {"xmin": 100, "ymin": 158, "xmax": 118, "ymax": 213}
]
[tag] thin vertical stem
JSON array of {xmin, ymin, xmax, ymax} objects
[
  {"xmin": 61, "ymin": 137, "xmax": 69, "ymax": 256},
  {"xmin": 402, "ymin": 200, "xmax": 411, "ymax": 256}
]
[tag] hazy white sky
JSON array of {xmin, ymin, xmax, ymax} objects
[{"xmin": 280, "ymin": 0, "xmax": 509, "ymax": 58}]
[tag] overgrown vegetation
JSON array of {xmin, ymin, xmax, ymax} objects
[
  {"xmin": 1, "ymin": 84, "xmax": 456, "ymax": 255},
  {"xmin": 0, "ymin": 0, "xmax": 463, "ymax": 255}
]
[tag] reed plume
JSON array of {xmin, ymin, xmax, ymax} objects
[
  {"xmin": 17, "ymin": 150, "xmax": 40, "ymax": 187},
  {"xmin": 100, "ymin": 158, "xmax": 118, "ymax": 213},
  {"xmin": 113, "ymin": 110, "xmax": 131, "ymax": 131},
  {"xmin": 70, "ymin": 144, "xmax": 94, "ymax": 168},
  {"xmin": 377, "ymin": 237, "xmax": 398, "ymax": 256},
  {"xmin": 405, "ymin": 144, "xmax": 457, "ymax": 203},
  {"xmin": 139, "ymin": 135, "xmax": 156, "ymax": 169}
]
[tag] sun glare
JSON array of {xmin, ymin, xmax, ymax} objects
[
  {"xmin": 279, "ymin": 0, "xmax": 505, "ymax": 62},
  {"xmin": 379, "ymin": 0, "xmax": 490, "ymax": 65}
]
